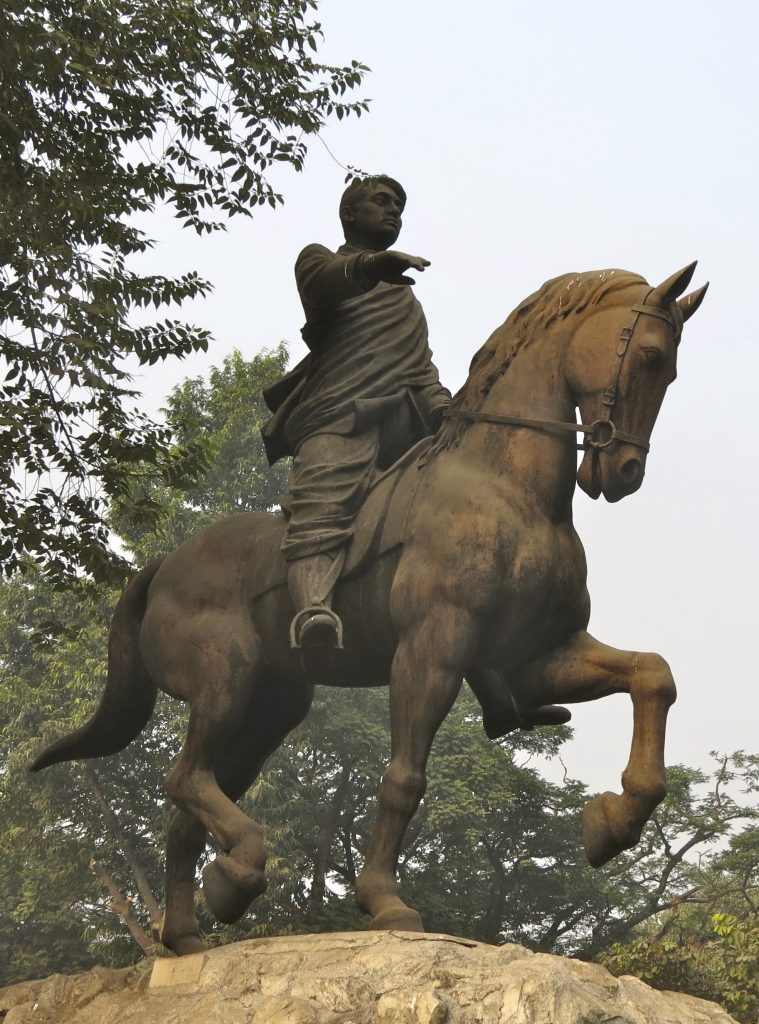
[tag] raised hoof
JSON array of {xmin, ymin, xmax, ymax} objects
[
  {"xmin": 202, "ymin": 856, "xmax": 266, "ymax": 924},
  {"xmin": 369, "ymin": 906, "xmax": 424, "ymax": 932},
  {"xmin": 163, "ymin": 932, "xmax": 206, "ymax": 957},
  {"xmin": 523, "ymin": 704, "xmax": 572, "ymax": 728},
  {"xmin": 583, "ymin": 792, "xmax": 641, "ymax": 868}
]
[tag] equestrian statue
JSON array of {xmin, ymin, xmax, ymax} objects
[{"xmin": 31, "ymin": 175, "xmax": 708, "ymax": 957}]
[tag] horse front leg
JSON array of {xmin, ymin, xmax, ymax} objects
[
  {"xmin": 355, "ymin": 604, "xmax": 474, "ymax": 931},
  {"xmin": 515, "ymin": 630, "xmax": 676, "ymax": 867}
]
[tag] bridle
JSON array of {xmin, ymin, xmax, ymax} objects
[{"xmin": 443, "ymin": 293, "xmax": 677, "ymax": 455}]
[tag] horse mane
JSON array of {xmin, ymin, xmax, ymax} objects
[{"xmin": 433, "ymin": 268, "xmax": 648, "ymax": 453}]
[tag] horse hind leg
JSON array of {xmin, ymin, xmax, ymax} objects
[
  {"xmin": 161, "ymin": 671, "xmax": 314, "ymax": 954},
  {"xmin": 201, "ymin": 675, "xmax": 314, "ymax": 925},
  {"xmin": 161, "ymin": 807, "xmax": 208, "ymax": 956},
  {"xmin": 514, "ymin": 629, "xmax": 676, "ymax": 867},
  {"xmin": 157, "ymin": 613, "xmax": 269, "ymax": 928}
]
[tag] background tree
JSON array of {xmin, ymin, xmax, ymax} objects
[
  {"xmin": 0, "ymin": 571, "xmax": 174, "ymax": 980},
  {"xmin": 0, "ymin": 347, "xmax": 286, "ymax": 980},
  {"xmin": 112, "ymin": 343, "xmax": 291, "ymax": 560},
  {"xmin": 600, "ymin": 756, "xmax": 759, "ymax": 1023},
  {"xmin": 0, "ymin": 0, "xmax": 367, "ymax": 584},
  {"xmin": 601, "ymin": 912, "xmax": 759, "ymax": 1024}
]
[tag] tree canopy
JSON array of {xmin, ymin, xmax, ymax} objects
[{"xmin": 0, "ymin": 0, "xmax": 366, "ymax": 584}]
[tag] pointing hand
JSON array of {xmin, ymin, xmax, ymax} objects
[{"xmin": 366, "ymin": 250, "xmax": 430, "ymax": 286}]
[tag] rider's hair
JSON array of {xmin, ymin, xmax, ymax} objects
[{"xmin": 339, "ymin": 175, "xmax": 406, "ymax": 231}]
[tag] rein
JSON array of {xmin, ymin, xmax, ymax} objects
[
  {"xmin": 442, "ymin": 409, "xmax": 645, "ymax": 452},
  {"xmin": 443, "ymin": 297, "xmax": 675, "ymax": 455}
]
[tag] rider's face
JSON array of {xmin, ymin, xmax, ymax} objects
[{"xmin": 342, "ymin": 185, "xmax": 404, "ymax": 249}]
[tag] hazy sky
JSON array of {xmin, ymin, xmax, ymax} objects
[{"xmin": 131, "ymin": 0, "xmax": 758, "ymax": 794}]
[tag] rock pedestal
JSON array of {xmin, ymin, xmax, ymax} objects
[{"xmin": 0, "ymin": 931, "xmax": 737, "ymax": 1024}]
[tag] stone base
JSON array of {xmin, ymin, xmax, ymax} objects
[{"xmin": 0, "ymin": 931, "xmax": 737, "ymax": 1024}]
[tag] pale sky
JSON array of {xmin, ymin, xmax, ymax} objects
[{"xmin": 130, "ymin": 0, "xmax": 758, "ymax": 794}]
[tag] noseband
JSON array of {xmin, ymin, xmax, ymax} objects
[{"xmin": 443, "ymin": 295, "xmax": 675, "ymax": 454}]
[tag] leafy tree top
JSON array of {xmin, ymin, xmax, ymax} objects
[{"xmin": 0, "ymin": 0, "xmax": 367, "ymax": 585}]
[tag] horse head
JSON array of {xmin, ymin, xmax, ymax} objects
[{"xmin": 568, "ymin": 263, "xmax": 708, "ymax": 502}]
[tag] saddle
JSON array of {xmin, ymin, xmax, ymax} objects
[
  {"xmin": 343, "ymin": 436, "xmax": 430, "ymax": 579},
  {"xmin": 248, "ymin": 436, "xmax": 431, "ymax": 603}
]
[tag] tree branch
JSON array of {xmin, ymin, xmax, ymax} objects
[
  {"xmin": 307, "ymin": 764, "xmax": 352, "ymax": 919},
  {"xmin": 90, "ymin": 858, "xmax": 153, "ymax": 952},
  {"xmin": 81, "ymin": 768, "xmax": 162, "ymax": 939}
]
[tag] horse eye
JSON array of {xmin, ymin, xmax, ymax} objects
[{"xmin": 641, "ymin": 347, "xmax": 664, "ymax": 367}]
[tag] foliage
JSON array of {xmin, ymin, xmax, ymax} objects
[
  {"xmin": 601, "ymin": 912, "xmax": 759, "ymax": 1023},
  {"xmin": 598, "ymin": 760, "xmax": 759, "ymax": 1021},
  {"xmin": 0, "ymin": 569, "xmax": 175, "ymax": 980},
  {"xmin": 0, "ymin": 346, "xmax": 287, "ymax": 982},
  {"xmin": 0, "ymin": 0, "xmax": 366, "ymax": 584},
  {"xmin": 709, "ymin": 913, "xmax": 759, "ymax": 1023},
  {"xmin": 112, "ymin": 343, "xmax": 291, "ymax": 561}
]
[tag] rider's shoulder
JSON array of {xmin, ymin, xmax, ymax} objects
[{"xmin": 295, "ymin": 242, "xmax": 336, "ymax": 267}]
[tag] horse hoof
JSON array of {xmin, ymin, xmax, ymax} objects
[
  {"xmin": 370, "ymin": 906, "xmax": 424, "ymax": 932},
  {"xmin": 163, "ymin": 932, "xmax": 206, "ymax": 957},
  {"xmin": 523, "ymin": 704, "xmax": 572, "ymax": 728},
  {"xmin": 202, "ymin": 856, "xmax": 266, "ymax": 924},
  {"xmin": 582, "ymin": 792, "xmax": 641, "ymax": 867}
]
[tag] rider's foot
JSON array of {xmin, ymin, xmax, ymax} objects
[
  {"xmin": 299, "ymin": 611, "xmax": 341, "ymax": 649},
  {"xmin": 290, "ymin": 606, "xmax": 343, "ymax": 648},
  {"xmin": 290, "ymin": 606, "xmax": 343, "ymax": 677}
]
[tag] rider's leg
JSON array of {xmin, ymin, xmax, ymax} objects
[
  {"xmin": 286, "ymin": 549, "xmax": 345, "ymax": 650},
  {"xmin": 287, "ymin": 550, "xmax": 344, "ymax": 609},
  {"xmin": 282, "ymin": 429, "xmax": 378, "ymax": 650}
]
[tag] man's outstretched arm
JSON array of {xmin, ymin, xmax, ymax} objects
[{"xmin": 296, "ymin": 244, "xmax": 430, "ymax": 309}]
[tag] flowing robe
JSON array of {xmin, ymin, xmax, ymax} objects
[{"xmin": 261, "ymin": 242, "xmax": 449, "ymax": 561}]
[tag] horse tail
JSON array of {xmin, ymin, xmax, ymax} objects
[{"xmin": 30, "ymin": 559, "xmax": 163, "ymax": 773}]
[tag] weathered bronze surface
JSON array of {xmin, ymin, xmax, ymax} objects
[
  {"xmin": 262, "ymin": 177, "xmax": 450, "ymax": 658},
  {"xmin": 32, "ymin": 254, "xmax": 707, "ymax": 957}
]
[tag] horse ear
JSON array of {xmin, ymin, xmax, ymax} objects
[
  {"xmin": 677, "ymin": 282, "xmax": 709, "ymax": 322},
  {"xmin": 648, "ymin": 261, "xmax": 698, "ymax": 305}
]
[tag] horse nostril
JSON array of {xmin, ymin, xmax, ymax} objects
[{"xmin": 620, "ymin": 457, "xmax": 642, "ymax": 484}]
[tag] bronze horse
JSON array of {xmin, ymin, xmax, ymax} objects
[{"xmin": 32, "ymin": 263, "xmax": 707, "ymax": 955}]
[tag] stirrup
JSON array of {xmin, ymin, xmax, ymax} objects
[{"xmin": 289, "ymin": 606, "xmax": 344, "ymax": 650}]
